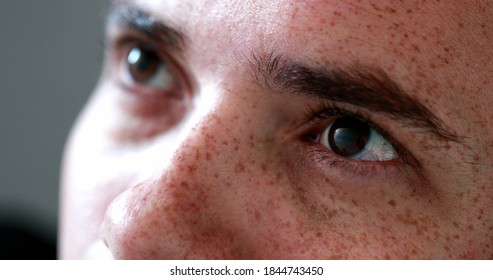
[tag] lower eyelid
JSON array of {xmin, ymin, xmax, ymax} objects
[
  {"xmin": 306, "ymin": 142, "xmax": 405, "ymax": 178},
  {"xmin": 111, "ymin": 102, "xmax": 187, "ymax": 142},
  {"xmin": 118, "ymin": 91, "xmax": 186, "ymax": 118}
]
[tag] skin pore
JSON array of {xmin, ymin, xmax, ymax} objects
[{"xmin": 60, "ymin": 0, "xmax": 493, "ymax": 259}]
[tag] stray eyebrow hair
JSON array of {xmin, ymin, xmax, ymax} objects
[
  {"xmin": 249, "ymin": 52, "xmax": 460, "ymax": 143},
  {"xmin": 106, "ymin": 1, "xmax": 186, "ymax": 52}
]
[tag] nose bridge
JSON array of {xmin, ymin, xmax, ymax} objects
[
  {"xmin": 169, "ymin": 107, "xmax": 242, "ymax": 182},
  {"xmin": 103, "ymin": 99, "xmax": 260, "ymax": 259},
  {"xmin": 167, "ymin": 89, "xmax": 270, "ymax": 184}
]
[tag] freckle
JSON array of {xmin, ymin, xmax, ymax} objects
[
  {"xmin": 261, "ymin": 163, "xmax": 268, "ymax": 172},
  {"xmin": 468, "ymin": 224, "xmax": 474, "ymax": 230},
  {"xmin": 213, "ymin": 173, "xmax": 219, "ymax": 178},
  {"xmin": 206, "ymin": 153, "xmax": 212, "ymax": 161},
  {"xmin": 187, "ymin": 164, "xmax": 197, "ymax": 173},
  {"xmin": 209, "ymin": 132, "xmax": 216, "ymax": 140},
  {"xmin": 458, "ymin": 22, "xmax": 464, "ymax": 28},
  {"xmin": 254, "ymin": 209, "xmax": 261, "ymax": 220},
  {"xmin": 406, "ymin": 9, "xmax": 413, "ymax": 13},
  {"xmin": 388, "ymin": 200, "xmax": 397, "ymax": 207},
  {"xmin": 351, "ymin": 199, "xmax": 358, "ymax": 206}
]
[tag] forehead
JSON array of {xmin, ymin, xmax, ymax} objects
[
  {"xmin": 120, "ymin": 0, "xmax": 493, "ymax": 99},
  {"xmin": 123, "ymin": 0, "xmax": 491, "ymax": 65}
]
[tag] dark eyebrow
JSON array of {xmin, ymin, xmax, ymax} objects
[
  {"xmin": 249, "ymin": 52, "xmax": 460, "ymax": 143},
  {"xmin": 106, "ymin": 1, "xmax": 186, "ymax": 52}
]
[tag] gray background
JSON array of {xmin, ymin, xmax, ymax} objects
[{"xmin": 0, "ymin": 0, "xmax": 107, "ymax": 255}]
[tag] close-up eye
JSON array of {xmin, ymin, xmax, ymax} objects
[
  {"xmin": 320, "ymin": 116, "xmax": 398, "ymax": 161},
  {"xmin": 110, "ymin": 40, "xmax": 190, "ymax": 139},
  {"xmin": 120, "ymin": 43, "xmax": 178, "ymax": 92}
]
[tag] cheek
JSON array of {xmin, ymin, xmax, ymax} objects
[
  {"xmin": 60, "ymin": 92, "xmax": 144, "ymax": 257},
  {"xmin": 277, "ymin": 144, "xmax": 467, "ymax": 258}
]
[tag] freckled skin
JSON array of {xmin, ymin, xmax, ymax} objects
[{"xmin": 60, "ymin": 0, "xmax": 493, "ymax": 259}]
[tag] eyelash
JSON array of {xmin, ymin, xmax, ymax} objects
[{"xmin": 301, "ymin": 101, "xmax": 417, "ymax": 178}]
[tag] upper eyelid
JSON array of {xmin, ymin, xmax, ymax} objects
[{"xmin": 107, "ymin": 27, "xmax": 172, "ymax": 57}]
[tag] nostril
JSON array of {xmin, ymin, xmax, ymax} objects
[
  {"xmin": 103, "ymin": 235, "xmax": 109, "ymax": 249},
  {"xmin": 83, "ymin": 240, "xmax": 114, "ymax": 260}
]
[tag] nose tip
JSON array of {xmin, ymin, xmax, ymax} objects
[
  {"xmin": 102, "ymin": 174, "xmax": 249, "ymax": 259},
  {"xmin": 102, "ymin": 178, "xmax": 194, "ymax": 259},
  {"xmin": 102, "ymin": 181, "xmax": 152, "ymax": 259}
]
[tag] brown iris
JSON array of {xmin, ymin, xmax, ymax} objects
[
  {"xmin": 127, "ymin": 45, "xmax": 161, "ymax": 83},
  {"xmin": 327, "ymin": 116, "xmax": 370, "ymax": 157}
]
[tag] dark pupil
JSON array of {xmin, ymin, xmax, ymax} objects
[
  {"xmin": 127, "ymin": 46, "xmax": 160, "ymax": 83},
  {"xmin": 328, "ymin": 116, "xmax": 370, "ymax": 157}
]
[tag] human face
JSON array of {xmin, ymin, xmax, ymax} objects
[{"xmin": 60, "ymin": 0, "xmax": 493, "ymax": 259}]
